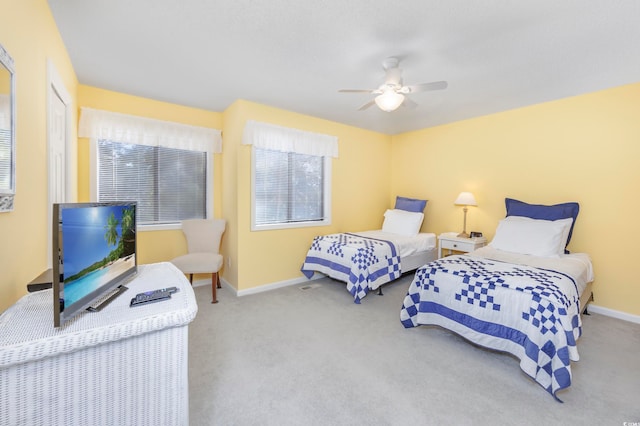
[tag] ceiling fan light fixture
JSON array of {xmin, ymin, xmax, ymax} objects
[
  {"xmin": 375, "ymin": 90, "xmax": 405, "ymax": 112},
  {"xmin": 339, "ymin": 57, "xmax": 447, "ymax": 112}
]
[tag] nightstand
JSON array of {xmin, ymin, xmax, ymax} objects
[{"xmin": 438, "ymin": 232, "xmax": 487, "ymax": 258}]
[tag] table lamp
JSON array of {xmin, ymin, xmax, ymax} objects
[{"xmin": 454, "ymin": 192, "xmax": 477, "ymax": 238}]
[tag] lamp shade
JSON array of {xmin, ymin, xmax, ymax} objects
[
  {"xmin": 454, "ymin": 192, "xmax": 477, "ymax": 206},
  {"xmin": 375, "ymin": 90, "xmax": 405, "ymax": 112}
]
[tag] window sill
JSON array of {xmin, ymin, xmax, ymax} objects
[
  {"xmin": 139, "ymin": 223, "xmax": 182, "ymax": 232},
  {"xmin": 251, "ymin": 219, "xmax": 331, "ymax": 232}
]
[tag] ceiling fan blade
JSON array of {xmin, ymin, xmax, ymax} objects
[
  {"xmin": 357, "ymin": 100, "xmax": 376, "ymax": 111},
  {"xmin": 405, "ymin": 81, "xmax": 448, "ymax": 93},
  {"xmin": 338, "ymin": 89, "xmax": 374, "ymax": 93},
  {"xmin": 402, "ymin": 97, "xmax": 418, "ymax": 109}
]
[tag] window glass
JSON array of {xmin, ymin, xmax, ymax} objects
[
  {"xmin": 98, "ymin": 140, "xmax": 207, "ymax": 225},
  {"xmin": 253, "ymin": 148, "xmax": 330, "ymax": 230}
]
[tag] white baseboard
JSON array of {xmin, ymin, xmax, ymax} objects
[
  {"xmin": 192, "ymin": 274, "xmax": 321, "ymax": 297},
  {"xmin": 191, "ymin": 277, "xmax": 234, "ymax": 290},
  {"xmin": 587, "ymin": 304, "xmax": 640, "ymax": 324},
  {"xmin": 191, "ymin": 278, "xmax": 209, "ymax": 288},
  {"xmin": 236, "ymin": 275, "xmax": 321, "ymax": 297}
]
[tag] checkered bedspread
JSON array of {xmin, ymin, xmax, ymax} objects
[
  {"xmin": 301, "ymin": 233, "xmax": 401, "ymax": 303},
  {"xmin": 400, "ymin": 255, "xmax": 581, "ymax": 401}
]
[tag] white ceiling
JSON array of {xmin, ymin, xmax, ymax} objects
[{"xmin": 48, "ymin": 0, "xmax": 640, "ymax": 135}]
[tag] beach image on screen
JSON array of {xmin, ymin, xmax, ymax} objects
[{"xmin": 60, "ymin": 204, "xmax": 136, "ymax": 307}]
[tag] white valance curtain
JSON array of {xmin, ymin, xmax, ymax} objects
[
  {"xmin": 79, "ymin": 107, "xmax": 222, "ymax": 153},
  {"xmin": 242, "ymin": 120, "xmax": 338, "ymax": 158}
]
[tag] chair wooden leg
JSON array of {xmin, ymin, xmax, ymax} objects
[
  {"xmin": 217, "ymin": 272, "xmax": 221, "ymax": 288},
  {"xmin": 189, "ymin": 274, "xmax": 193, "ymax": 284},
  {"xmin": 211, "ymin": 272, "xmax": 219, "ymax": 304}
]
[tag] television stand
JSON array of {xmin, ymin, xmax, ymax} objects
[
  {"xmin": 85, "ymin": 284, "xmax": 129, "ymax": 312},
  {"xmin": 0, "ymin": 262, "xmax": 197, "ymax": 426},
  {"xmin": 27, "ymin": 269, "xmax": 131, "ymax": 312}
]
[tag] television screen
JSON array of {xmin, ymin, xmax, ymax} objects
[{"xmin": 53, "ymin": 201, "xmax": 137, "ymax": 327}]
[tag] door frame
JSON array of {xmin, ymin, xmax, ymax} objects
[{"xmin": 47, "ymin": 59, "xmax": 72, "ymax": 267}]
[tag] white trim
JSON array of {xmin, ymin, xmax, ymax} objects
[
  {"xmin": 236, "ymin": 275, "xmax": 322, "ymax": 297},
  {"xmin": 250, "ymin": 146, "xmax": 332, "ymax": 231},
  {"xmin": 139, "ymin": 223, "xmax": 181, "ymax": 232},
  {"xmin": 192, "ymin": 275, "xmax": 323, "ymax": 296},
  {"xmin": 46, "ymin": 59, "xmax": 72, "ymax": 268},
  {"xmin": 587, "ymin": 304, "xmax": 640, "ymax": 324},
  {"xmin": 191, "ymin": 278, "xmax": 210, "ymax": 288},
  {"xmin": 192, "ymin": 277, "xmax": 233, "ymax": 289},
  {"xmin": 206, "ymin": 151, "xmax": 214, "ymax": 220}
]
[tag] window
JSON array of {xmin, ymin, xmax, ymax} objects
[
  {"xmin": 253, "ymin": 148, "xmax": 330, "ymax": 229},
  {"xmin": 80, "ymin": 108, "xmax": 222, "ymax": 229},
  {"xmin": 97, "ymin": 140, "xmax": 208, "ymax": 225},
  {"xmin": 243, "ymin": 120, "xmax": 338, "ymax": 231}
]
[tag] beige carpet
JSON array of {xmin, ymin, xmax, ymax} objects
[{"xmin": 188, "ymin": 274, "xmax": 640, "ymax": 425}]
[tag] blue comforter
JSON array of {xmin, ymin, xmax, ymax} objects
[
  {"xmin": 400, "ymin": 254, "xmax": 581, "ymax": 401},
  {"xmin": 301, "ymin": 233, "xmax": 401, "ymax": 303}
]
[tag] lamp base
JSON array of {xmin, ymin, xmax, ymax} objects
[{"xmin": 457, "ymin": 232, "xmax": 470, "ymax": 238}]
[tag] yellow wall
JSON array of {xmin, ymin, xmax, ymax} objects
[
  {"xmin": 77, "ymin": 85, "xmax": 223, "ymax": 267},
  {"xmin": 391, "ymin": 82, "xmax": 640, "ymax": 316},
  {"xmin": 1, "ymin": 1, "xmax": 637, "ymax": 319},
  {"xmin": 0, "ymin": 0, "xmax": 78, "ymax": 312},
  {"xmin": 224, "ymin": 100, "xmax": 392, "ymax": 291}
]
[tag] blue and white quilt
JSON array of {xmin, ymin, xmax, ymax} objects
[
  {"xmin": 301, "ymin": 233, "xmax": 401, "ymax": 303},
  {"xmin": 400, "ymin": 255, "xmax": 582, "ymax": 401}
]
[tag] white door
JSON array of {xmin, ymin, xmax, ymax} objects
[
  {"xmin": 49, "ymin": 89, "xmax": 66, "ymax": 204},
  {"xmin": 47, "ymin": 61, "xmax": 71, "ymax": 267}
]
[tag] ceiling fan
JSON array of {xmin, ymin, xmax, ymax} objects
[{"xmin": 339, "ymin": 57, "xmax": 448, "ymax": 112}]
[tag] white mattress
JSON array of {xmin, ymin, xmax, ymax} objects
[
  {"xmin": 353, "ymin": 230, "xmax": 436, "ymax": 258},
  {"xmin": 469, "ymin": 245, "xmax": 594, "ymax": 296}
]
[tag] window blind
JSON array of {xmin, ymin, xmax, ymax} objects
[
  {"xmin": 254, "ymin": 148, "xmax": 325, "ymax": 226},
  {"xmin": 98, "ymin": 140, "xmax": 206, "ymax": 224}
]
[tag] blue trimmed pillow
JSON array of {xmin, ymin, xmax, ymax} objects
[
  {"xmin": 505, "ymin": 198, "xmax": 579, "ymax": 252},
  {"xmin": 395, "ymin": 196, "xmax": 427, "ymax": 213}
]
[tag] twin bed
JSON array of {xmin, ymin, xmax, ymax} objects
[
  {"xmin": 301, "ymin": 229, "xmax": 437, "ymax": 303},
  {"xmin": 302, "ymin": 197, "xmax": 594, "ymax": 400},
  {"xmin": 301, "ymin": 197, "xmax": 436, "ymax": 303},
  {"xmin": 401, "ymin": 245, "xmax": 593, "ymax": 401}
]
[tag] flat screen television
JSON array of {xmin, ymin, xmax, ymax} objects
[{"xmin": 53, "ymin": 201, "xmax": 137, "ymax": 327}]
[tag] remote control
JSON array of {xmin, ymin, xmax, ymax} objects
[{"xmin": 130, "ymin": 288, "xmax": 174, "ymax": 307}]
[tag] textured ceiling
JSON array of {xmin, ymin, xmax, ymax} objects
[{"xmin": 48, "ymin": 0, "xmax": 640, "ymax": 135}]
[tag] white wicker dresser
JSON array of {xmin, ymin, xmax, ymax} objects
[{"xmin": 0, "ymin": 262, "xmax": 198, "ymax": 426}]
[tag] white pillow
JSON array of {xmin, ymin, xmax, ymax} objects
[
  {"xmin": 381, "ymin": 209, "xmax": 424, "ymax": 236},
  {"xmin": 490, "ymin": 216, "xmax": 573, "ymax": 257},
  {"xmin": 506, "ymin": 216, "xmax": 574, "ymax": 246}
]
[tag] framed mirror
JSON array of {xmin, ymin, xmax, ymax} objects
[{"xmin": 0, "ymin": 42, "xmax": 15, "ymax": 212}]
